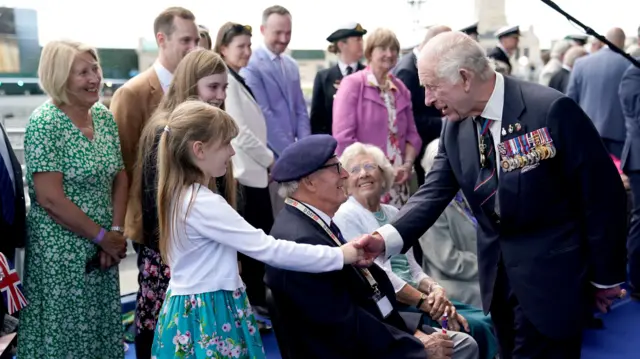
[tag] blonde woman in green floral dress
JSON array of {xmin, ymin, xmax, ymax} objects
[{"xmin": 17, "ymin": 40, "xmax": 128, "ymax": 358}]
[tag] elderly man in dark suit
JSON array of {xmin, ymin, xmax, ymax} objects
[
  {"xmin": 548, "ymin": 46, "xmax": 587, "ymax": 93},
  {"xmin": 619, "ymin": 61, "xmax": 640, "ymax": 299},
  {"xmin": 0, "ymin": 122, "xmax": 26, "ymax": 323},
  {"xmin": 566, "ymin": 27, "xmax": 630, "ymax": 158},
  {"xmin": 264, "ymin": 135, "xmax": 478, "ymax": 359},
  {"xmin": 354, "ymin": 31, "xmax": 628, "ymax": 359},
  {"xmin": 393, "ymin": 25, "xmax": 450, "ymax": 186}
]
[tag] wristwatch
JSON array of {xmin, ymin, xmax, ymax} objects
[
  {"xmin": 111, "ymin": 226, "xmax": 125, "ymax": 234},
  {"xmin": 416, "ymin": 293, "xmax": 428, "ymax": 309}
]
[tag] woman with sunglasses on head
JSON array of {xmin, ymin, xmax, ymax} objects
[{"xmin": 214, "ymin": 22, "xmax": 276, "ymax": 321}]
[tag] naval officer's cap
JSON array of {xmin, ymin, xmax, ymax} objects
[
  {"xmin": 326, "ymin": 22, "xmax": 367, "ymax": 43},
  {"xmin": 495, "ymin": 25, "xmax": 520, "ymax": 39},
  {"xmin": 272, "ymin": 135, "xmax": 339, "ymax": 183},
  {"xmin": 460, "ymin": 22, "xmax": 479, "ymax": 36},
  {"xmin": 565, "ymin": 34, "xmax": 588, "ymax": 46}
]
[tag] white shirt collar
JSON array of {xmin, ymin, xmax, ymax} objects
[
  {"xmin": 413, "ymin": 46, "xmax": 420, "ymax": 58},
  {"xmin": 302, "ymin": 202, "xmax": 332, "ymax": 226},
  {"xmin": 562, "ymin": 64, "xmax": 572, "ymax": 72},
  {"xmin": 153, "ymin": 61, "xmax": 173, "ymax": 93},
  {"xmin": 338, "ymin": 60, "xmax": 358, "ymax": 76},
  {"xmin": 263, "ymin": 46, "xmax": 280, "ymax": 61},
  {"xmin": 479, "ymin": 72, "xmax": 505, "ymax": 123}
]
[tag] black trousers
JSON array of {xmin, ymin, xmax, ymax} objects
[
  {"xmin": 238, "ymin": 185, "xmax": 274, "ymax": 308},
  {"xmin": 491, "ymin": 263, "xmax": 582, "ymax": 359},
  {"xmin": 627, "ymin": 171, "xmax": 640, "ymax": 292}
]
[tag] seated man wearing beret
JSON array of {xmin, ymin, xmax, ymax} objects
[{"xmin": 264, "ymin": 135, "xmax": 479, "ymax": 359}]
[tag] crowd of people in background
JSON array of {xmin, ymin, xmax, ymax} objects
[{"xmin": 0, "ymin": 3, "xmax": 636, "ymax": 359}]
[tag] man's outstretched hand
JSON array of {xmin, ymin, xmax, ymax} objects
[{"xmin": 351, "ymin": 233, "xmax": 386, "ymax": 267}]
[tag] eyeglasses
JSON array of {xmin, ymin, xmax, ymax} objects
[
  {"xmin": 319, "ymin": 161, "xmax": 344, "ymax": 175},
  {"xmin": 349, "ymin": 163, "xmax": 379, "ymax": 174}
]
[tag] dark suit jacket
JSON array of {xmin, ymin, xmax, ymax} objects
[
  {"xmin": 310, "ymin": 63, "xmax": 365, "ymax": 135},
  {"xmin": 393, "ymin": 52, "xmax": 444, "ymax": 146},
  {"xmin": 548, "ymin": 68, "xmax": 570, "ymax": 93},
  {"xmin": 487, "ymin": 47, "xmax": 512, "ymax": 75},
  {"xmin": 388, "ymin": 75, "xmax": 627, "ymax": 340},
  {"xmin": 265, "ymin": 204, "xmax": 428, "ymax": 359},
  {"xmin": 0, "ymin": 124, "xmax": 25, "ymax": 260},
  {"xmin": 618, "ymin": 61, "xmax": 640, "ymax": 173}
]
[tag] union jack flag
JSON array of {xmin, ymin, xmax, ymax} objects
[{"xmin": 0, "ymin": 253, "xmax": 27, "ymax": 314}]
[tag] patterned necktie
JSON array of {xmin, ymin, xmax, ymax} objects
[
  {"xmin": 346, "ymin": 66, "xmax": 353, "ymax": 76},
  {"xmin": 0, "ymin": 153, "xmax": 15, "ymax": 224},
  {"xmin": 329, "ymin": 221, "xmax": 347, "ymax": 244},
  {"xmin": 473, "ymin": 117, "xmax": 499, "ymax": 215}
]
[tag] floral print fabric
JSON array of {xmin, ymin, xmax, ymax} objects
[
  {"xmin": 136, "ymin": 245, "xmax": 171, "ymax": 334},
  {"xmin": 366, "ymin": 71, "xmax": 410, "ymax": 208},
  {"xmin": 152, "ymin": 287, "xmax": 265, "ymax": 359},
  {"xmin": 17, "ymin": 101, "xmax": 124, "ymax": 358}
]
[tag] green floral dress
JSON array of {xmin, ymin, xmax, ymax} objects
[{"xmin": 17, "ymin": 101, "xmax": 124, "ymax": 359}]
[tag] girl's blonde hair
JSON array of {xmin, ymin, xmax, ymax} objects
[
  {"xmin": 126, "ymin": 49, "xmax": 234, "ymax": 243},
  {"xmin": 157, "ymin": 101, "xmax": 239, "ymax": 262}
]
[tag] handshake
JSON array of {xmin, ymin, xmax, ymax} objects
[{"xmin": 338, "ymin": 233, "xmax": 386, "ymax": 267}]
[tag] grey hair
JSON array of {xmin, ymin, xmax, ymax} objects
[
  {"xmin": 563, "ymin": 46, "xmax": 588, "ymax": 68},
  {"xmin": 339, "ymin": 142, "xmax": 395, "ymax": 195},
  {"xmin": 277, "ymin": 180, "xmax": 299, "ymax": 199},
  {"xmin": 550, "ymin": 39, "xmax": 572, "ymax": 59},
  {"xmin": 421, "ymin": 139, "xmax": 440, "ymax": 175},
  {"xmin": 422, "ymin": 31, "xmax": 493, "ymax": 84}
]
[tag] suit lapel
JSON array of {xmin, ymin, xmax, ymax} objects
[
  {"xmin": 258, "ymin": 49, "xmax": 290, "ymax": 103},
  {"xmin": 499, "ymin": 76, "xmax": 526, "ymax": 143},
  {"xmin": 147, "ymin": 69, "xmax": 164, "ymax": 111},
  {"xmin": 457, "ymin": 118, "xmax": 481, "ymax": 188},
  {"xmin": 497, "ymin": 76, "xmax": 526, "ymax": 222},
  {"xmin": 328, "ymin": 65, "xmax": 343, "ymax": 97},
  {"xmin": 356, "ymin": 62, "xmax": 366, "ymax": 72},
  {"xmin": 284, "ymin": 205, "xmax": 338, "ymax": 248}
]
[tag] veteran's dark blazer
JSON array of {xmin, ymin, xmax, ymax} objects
[
  {"xmin": 265, "ymin": 204, "xmax": 428, "ymax": 359},
  {"xmin": 310, "ymin": 63, "xmax": 365, "ymax": 135},
  {"xmin": 388, "ymin": 75, "xmax": 627, "ymax": 340},
  {"xmin": 548, "ymin": 68, "xmax": 570, "ymax": 93},
  {"xmin": 0, "ymin": 124, "xmax": 26, "ymax": 260}
]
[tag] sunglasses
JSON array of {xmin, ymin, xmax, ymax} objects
[{"xmin": 225, "ymin": 24, "xmax": 252, "ymax": 40}]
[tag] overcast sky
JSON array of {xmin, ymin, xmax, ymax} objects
[{"xmin": 3, "ymin": 0, "xmax": 639, "ymax": 49}]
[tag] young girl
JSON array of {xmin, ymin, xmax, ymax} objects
[
  {"xmin": 152, "ymin": 101, "xmax": 363, "ymax": 358},
  {"xmin": 127, "ymin": 49, "xmax": 234, "ymax": 359}
]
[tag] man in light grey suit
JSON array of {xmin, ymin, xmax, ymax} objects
[
  {"xmin": 566, "ymin": 28, "xmax": 630, "ymax": 158},
  {"xmin": 242, "ymin": 5, "xmax": 310, "ymax": 217}
]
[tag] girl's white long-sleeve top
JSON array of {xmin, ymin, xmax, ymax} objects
[{"xmin": 167, "ymin": 184, "xmax": 344, "ymax": 296}]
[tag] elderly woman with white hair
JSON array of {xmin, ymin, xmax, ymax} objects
[
  {"xmin": 334, "ymin": 142, "xmax": 498, "ymax": 359},
  {"xmin": 17, "ymin": 40, "xmax": 128, "ymax": 358}
]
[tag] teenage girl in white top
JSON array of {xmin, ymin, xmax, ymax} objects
[{"xmin": 151, "ymin": 101, "xmax": 364, "ymax": 359}]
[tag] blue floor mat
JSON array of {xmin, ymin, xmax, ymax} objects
[{"xmin": 115, "ymin": 296, "xmax": 640, "ymax": 359}]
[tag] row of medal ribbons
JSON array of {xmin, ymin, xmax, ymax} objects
[{"xmin": 498, "ymin": 127, "xmax": 556, "ymax": 172}]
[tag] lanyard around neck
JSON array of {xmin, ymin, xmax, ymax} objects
[{"xmin": 284, "ymin": 197, "xmax": 381, "ymax": 294}]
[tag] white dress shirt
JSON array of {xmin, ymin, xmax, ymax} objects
[
  {"xmin": 338, "ymin": 61, "xmax": 358, "ymax": 77},
  {"xmin": 167, "ymin": 185, "xmax": 344, "ymax": 296},
  {"xmin": 154, "ymin": 61, "xmax": 173, "ymax": 93}
]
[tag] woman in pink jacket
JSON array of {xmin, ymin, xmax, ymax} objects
[{"xmin": 333, "ymin": 28, "xmax": 422, "ymax": 208}]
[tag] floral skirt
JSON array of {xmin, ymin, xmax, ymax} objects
[
  {"xmin": 152, "ymin": 287, "xmax": 265, "ymax": 359},
  {"xmin": 136, "ymin": 245, "xmax": 171, "ymax": 334}
]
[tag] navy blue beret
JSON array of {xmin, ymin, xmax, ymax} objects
[{"xmin": 272, "ymin": 135, "xmax": 338, "ymax": 183}]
